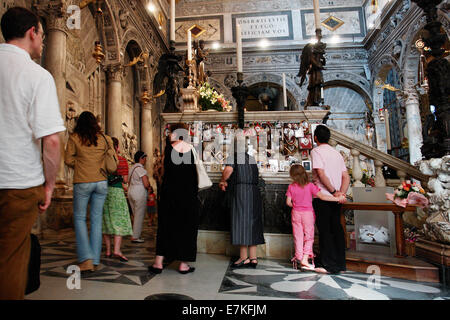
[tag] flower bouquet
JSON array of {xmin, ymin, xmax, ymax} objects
[
  {"xmin": 385, "ymin": 180, "xmax": 429, "ymax": 208},
  {"xmin": 199, "ymin": 82, "xmax": 232, "ymax": 112},
  {"xmin": 361, "ymin": 169, "xmax": 375, "ymax": 187}
]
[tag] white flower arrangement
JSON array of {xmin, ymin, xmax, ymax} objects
[{"xmin": 198, "ymin": 82, "xmax": 232, "ymax": 112}]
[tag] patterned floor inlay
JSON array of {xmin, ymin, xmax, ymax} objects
[
  {"xmin": 39, "ymin": 227, "xmax": 157, "ymax": 286},
  {"xmin": 38, "ymin": 226, "xmax": 450, "ymax": 300},
  {"xmin": 218, "ymin": 258, "xmax": 450, "ymax": 300},
  {"xmin": 144, "ymin": 294, "xmax": 194, "ymax": 300}
]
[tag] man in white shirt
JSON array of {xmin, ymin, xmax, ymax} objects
[{"xmin": 0, "ymin": 7, "xmax": 65, "ymax": 299}]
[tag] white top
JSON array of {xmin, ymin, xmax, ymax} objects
[
  {"xmin": 129, "ymin": 163, "xmax": 147, "ymax": 189},
  {"xmin": 0, "ymin": 44, "xmax": 65, "ymax": 189}
]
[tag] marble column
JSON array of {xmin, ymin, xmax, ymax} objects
[
  {"xmin": 141, "ymin": 103, "xmax": 154, "ymax": 173},
  {"xmin": 404, "ymin": 87, "xmax": 423, "ymax": 165},
  {"xmin": 106, "ymin": 64, "xmax": 123, "ymax": 140},
  {"xmin": 43, "ymin": 15, "xmax": 68, "ymax": 189}
]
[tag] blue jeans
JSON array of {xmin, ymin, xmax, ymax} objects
[{"xmin": 73, "ymin": 181, "xmax": 108, "ymax": 265}]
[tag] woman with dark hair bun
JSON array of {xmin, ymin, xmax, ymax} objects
[
  {"xmin": 148, "ymin": 122, "xmax": 199, "ymax": 275},
  {"xmin": 65, "ymin": 111, "xmax": 114, "ymax": 272}
]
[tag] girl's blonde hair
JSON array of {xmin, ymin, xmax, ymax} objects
[{"xmin": 289, "ymin": 164, "xmax": 309, "ymax": 187}]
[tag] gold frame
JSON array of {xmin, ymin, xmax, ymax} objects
[
  {"xmin": 158, "ymin": 12, "xmax": 165, "ymax": 28},
  {"xmin": 188, "ymin": 24, "xmax": 206, "ymax": 38},
  {"xmin": 321, "ymin": 16, "xmax": 345, "ymax": 32}
]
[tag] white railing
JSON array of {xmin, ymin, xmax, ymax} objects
[{"xmin": 329, "ymin": 128, "xmax": 430, "ymax": 188}]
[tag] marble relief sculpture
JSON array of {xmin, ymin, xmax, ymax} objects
[
  {"xmin": 64, "ymin": 102, "xmax": 78, "ymax": 188},
  {"xmin": 419, "ymin": 156, "xmax": 450, "ymax": 244},
  {"xmin": 121, "ymin": 123, "xmax": 133, "ymax": 163}
]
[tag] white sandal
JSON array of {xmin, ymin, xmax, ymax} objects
[{"xmin": 300, "ymin": 263, "xmax": 316, "ymax": 271}]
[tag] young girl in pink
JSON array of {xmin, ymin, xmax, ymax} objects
[{"xmin": 286, "ymin": 164, "xmax": 345, "ymax": 271}]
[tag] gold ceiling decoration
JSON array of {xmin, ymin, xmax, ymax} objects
[
  {"xmin": 321, "ymin": 16, "xmax": 345, "ymax": 32},
  {"xmin": 371, "ymin": 0, "xmax": 378, "ymax": 14},
  {"xmin": 79, "ymin": 0, "xmax": 103, "ymax": 15},
  {"xmin": 92, "ymin": 41, "xmax": 105, "ymax": 65},
  {"xmin": 125, "ymin": 52, "xmax": 149, "ymax": 68},
  {"xmin": 375, "ymin": 79, "xmax": 400, "ymax": 92}
]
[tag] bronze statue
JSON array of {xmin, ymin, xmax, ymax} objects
[
  {"xmin": 298, "ymin": 42, "xmax": 326, "ymax": 108},
  {"xmin": 195, "ymin": 39, "xmax": 210, "ymax": 85},
  {"xmin": 154, "ymin": 42, "xmax": 184, "ymax": 113}
]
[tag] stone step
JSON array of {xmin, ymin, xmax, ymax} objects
[{"xmin": 346, "ymin": 250, "xmax": 440, "ymax": 283}]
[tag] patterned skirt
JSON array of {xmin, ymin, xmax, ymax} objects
[{"xmin": 102, "ymin": 187, "xmax": 133, "ymax": 236}]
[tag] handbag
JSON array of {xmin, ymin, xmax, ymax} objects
[
  {"xmin": 100, "ymin": 134, "xmax": 118, "ymax": 176},
  {"xmin": 108, "ymin": 174, "xmax": 123, "ymax": 186},
  {"xmin": 25, "ymin": 233, "xmax": 41, "ymax": 295},
  {"xmin": 190, "ymin": 145, "xmax": 212, "ymax": 190}
]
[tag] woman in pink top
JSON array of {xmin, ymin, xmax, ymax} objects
[{"xmin": 286, "ymin": 164, "xmax": 344, "ymax": 271}]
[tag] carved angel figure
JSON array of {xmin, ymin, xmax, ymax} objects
[
  {"xmin": 154, "ymin": 46, "xmax": 184, "ymax": 113},
  {"xmin": 298, "ymin": 42, "xmax": 326, "ymax": 107}
]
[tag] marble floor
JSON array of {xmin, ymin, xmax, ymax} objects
[{"xmin": 26, "ymin": 224, "xmax": 450, "ymax": 301}]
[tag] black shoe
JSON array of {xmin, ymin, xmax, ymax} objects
[
  {"xmin": 249, "ymin": 258, "xmax": 258, "ymax": 268},
  {"xmin": 328, "ymin": 268, "xmax": 340, "ymax": 275},
  {"xmin": 148, "ymin": 266, "xmax": 163, "ymax": 274},
  {"xmin": 113, "ymin": 254, "xmax": 128, "ymax": 262},
  {"xmin": 231, "ymin": 258, "xmax": 250, "ymax": 269},
  {"xmin": 178, "ymin": 266, "xmax": 195, "ymax": 274}
]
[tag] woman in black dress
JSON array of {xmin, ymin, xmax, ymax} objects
[
  {"xmin": 219, "ymin": 135, "xmax": 265, "ymax": 268},
  {"xmin": 148, "ymin": 123, "xmax": 199, "ymax": 274}
]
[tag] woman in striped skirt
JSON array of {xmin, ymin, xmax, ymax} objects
[{"xmin": 219, "ymin": 135, "xmax": 265, "ymax": 268}]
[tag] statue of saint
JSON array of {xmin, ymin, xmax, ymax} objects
[
  {"xmin": 298, "ymin": 42, "xmax": 326, "ymax": 108},
  {"xmin": 195, "ymin": 39, "xmax": 210, "ymax": 85}
]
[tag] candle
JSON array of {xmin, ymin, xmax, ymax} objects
[
  {"xmin": 313, "ymin": 0, "xmax": 321, "ymax": 31},
  {"xmin": 321, "ymin": 86, "xmax": 324, "ymax": 100},
  {"xmin": 236, "ymin": 24, "xmax": 243, "ymax": 72},
  {"xmin": 384, "ymin": 109, "xmax": 391, "ymax": 150},
  {"xmin": 282, "ymin": 73, "xmax": 287, "ymax": 108},
  {"xmin": 170, "ymin": 0, "xmax": 175, "ymax": 42},
  {"xmin": 187, "ymin": 30, "xmax": 192, "ymax": 60}
]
